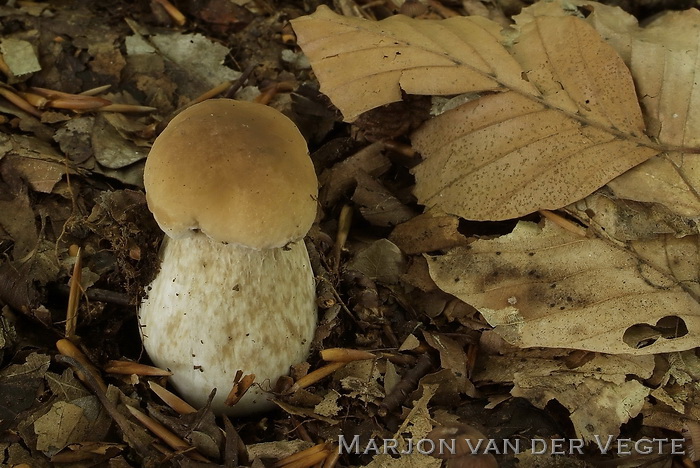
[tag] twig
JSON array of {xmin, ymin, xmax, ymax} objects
[
  {"xmin": 223, "ymin": 63, "xmax": 258, "ymax": 99},
  {"xmin": 65, "ymin": 247, "xmax": 82, "ymax": 340},
  {"xmin": 539, "ymin": 210, "xmax": 587, "ymax": 237},
  {"xmin": 305, "ymin": 239, "xmax": 336, "ymax": 309},
  {"xmin": 125, "ymin": 405, "xmax": 209, "ymax": 462},
  {"xmin": 53, "ymin": 284, "xmax": 133, "ymax": 306},
  {"xmin": 54, "ymin": 354, "xmax": 153, "ymax": 457},
  {"xmin": 378, "ymin": 353, "xmax": 434, "ymax": 416},
  {"xmin": 56, "ymin": 339, "xmax": 106, "ymax": 393}
]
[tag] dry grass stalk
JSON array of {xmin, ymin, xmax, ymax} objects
[
  {"xmin": 125, "ymin": 405, "xmax": 209, "ymax": 462},
  {"xmin": 320, "ymin": 348, "xmax": 376, "ymax": 362},
  {"xmin": 148, "ymin": 381, "xmax": 197, "ymax": 414},
  {"xmin": 56, "ymin": 338, "xmax": 107, "ymax": 393},
  {"xmin": 272, "ymin": 443, "xmax": 330, "ymax": 468},
  {"xmin": 65, "ymin": 246, "xmax": 82, "ymax": 339},
  {"xmin": 291, "ymin": 361, "xmax": 347, "ymax": 392},
  {"xmin": 104, "ymin": 360, "xmax": 172, "ymax": 376}
]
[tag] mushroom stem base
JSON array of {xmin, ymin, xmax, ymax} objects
[{"xmin": 139, "ymin": 233, "xmax": 317, "ymax": 415}]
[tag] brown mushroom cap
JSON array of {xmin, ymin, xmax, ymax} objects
[{"xmin": 144, "ymin": 99, "xmax": 318, "ymax": 249}]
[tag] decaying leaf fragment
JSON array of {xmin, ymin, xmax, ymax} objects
[
  {"xmin": 294, "ymin": 7, "xmax": 660, "ymax": 220},
  {"xmin": 475, "ymin": 352, "xmax": 654, "ymax": 441},
  {"xmin": 427, "ymin": 220, "xmax": 700, "ymax": 355},
  {"xmin": 366, "ymin": 384, "xmax": 441, "ymax": 468}
]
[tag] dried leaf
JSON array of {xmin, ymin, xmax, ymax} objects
[
  {"xmin": 0, "ymin": 354, "xmax": 50, "ymax": 431},
  {"xmin": 347, "ymin": 239, "xmax": 406, "ymax": 284},
  {"xmin": 92, "ymin": 114, "xmax": 147, "ymax": 169},
  {"xmin": 0, "ymin": 186, "xmax": 37, "ymax": 259},
  {"xmin": 1, "ymin": 134, "xmax": 71, "ymax": 193},
  {"xmin": 423, "ymin": 332, "xmax": 467, "ymax": 380},
  {"xmin": 45, "ymin": 370, "xmax": 90, "ymax": 402},
  {"xmin": 53, "ymin": 117, "xmax": 95, "ymax": 164},
  {"xmin": 293, "ymin": 6, "xmax": 533, "ymax": 121},
  {"xmin": 338, "ymin": 360, "xmax": 385, "ymax": 403},
  {"xmin": 366, "ymin": 384, "xmax": 440, "ymax": 468},
  {"xmin": 578, "ymin": 6, "xmax": 700, "ymax": 216},
  {"xmin": 294, "ymin": 7, "xmax": 660, "ymax": 220},
  {"xmin": 0, "ymin": 38, "xmax": 41, "ymax": 80},
  {"xmin": 314, "ymin": 390, "xmax": 341, "ymax": 417},
  {"xmin": 475, "ymin": 352, "xmax": 654, "ymax": 441},
  {"xmin": 352, "ymin": 171, "xmax": 416, "ymax": 227},
  {"xmin": 523, "ymin": 1, "xmax": 700, "ymax": 217},
  {"xmin": 247, "ymin": 440, "xmax": 314, "ymax": 460},
  {"xmin": 427, "ymin": 220, "xmax": 700, "ymax": 354},
  {"xmin": 411, "ymin": 15, "xmax": 657, "ymax": 220},
  {"xmin": 389, "ymin": 210, "xmax": 469, "ymax": 254},
  {"xmin": 125, "ymin": 30, "xmax": 241, "ymax": 97},
  {"xmin": 399, "ymin": 334, "xmax": 421, "ymax": 351},
  {"xmin": 568, "ymin": 193, "xmax": 699, "ymax": 242},
  {"xmin": 34, "ymin": 401, "xmax": 90, "ymax": 455}
]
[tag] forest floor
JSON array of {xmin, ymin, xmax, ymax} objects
[{"xmin": 0, "ymin": 0, "xmax": 697, "ymax": 467}]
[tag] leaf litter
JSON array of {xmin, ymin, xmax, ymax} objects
[
  {"xmin": 292, "ymin": 0, "xmax": 700, "ymax": 465},
  {"xmin": 1, "ymin": 0, "xmax": 700, "ymax": 467}
]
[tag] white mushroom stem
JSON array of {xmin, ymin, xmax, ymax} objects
[{"xmin": 139, "ymin": 232, "xmax": 317, "ymax": 415}]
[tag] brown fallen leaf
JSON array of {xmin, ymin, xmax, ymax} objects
[
  {"xmin": 519, "ymin": 1, "xmax": 700, "ymax": 217},
  {"xmin": 352, "ymin": 171, "xmax": 416, "ymax": 227},
  {"xmin": 346, "ymin": 239, "xmax": 406, "ymax": 284},
  {"xmin": 555, "ymin": 2, "xmax": 700, "ymax": 217},
  {"xmin": 475, "ymin": 351, "xmax": 654, "ymax": 441},
  {"xmin": 389, "ymin": 210, "xmax": 469, "ymax": 254},
  {"xmin": 426, "ymin": 219, "xmax": 700, "ymax": 354},
  {"xmin": 292, "ymin": 6, "xmax": 533, "ymax": 122},
  {"xmin": 294, "ymin": 7, "xmax": 662, "ymax": 221},
  {"xmin": 568, "ymin": 193, "xmax": 699, "ymax": 242}
]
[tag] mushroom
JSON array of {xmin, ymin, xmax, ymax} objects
[{"xmin": 140, "ymin": 99, "xmax": 318, "ymax": 415}]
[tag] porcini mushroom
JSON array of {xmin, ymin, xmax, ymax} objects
[{"xmin": 140, "ymin": 99, "xmax": 318, "ymax": 415}]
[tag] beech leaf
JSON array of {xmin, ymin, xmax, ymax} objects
[
  {"xmin": 293, "ymin": 7, "xmax": 660, "ymax": 220},
  {"xmin": 292, "ymin": 6, "xmax": 534, "ymax": 121},
  {"xmin": 426, "ymin": 220, "xmax": 700, "ymax": 354},
  {"xmin": 596, "ymin": 9, "xmax": 700, "ymax": 216}
]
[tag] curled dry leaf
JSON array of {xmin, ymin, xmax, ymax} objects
[
  {"xmin": 426, "ymin": 220, "xmax": 700, "ymax": 354},
  {"xmin": 293, "ymin": 7, "xmax": 661, "ymax": 220}
]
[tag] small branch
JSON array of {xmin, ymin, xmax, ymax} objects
[{"xmin": 378, "ymin": 353, "xmax": 434, "ymax": 417}]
